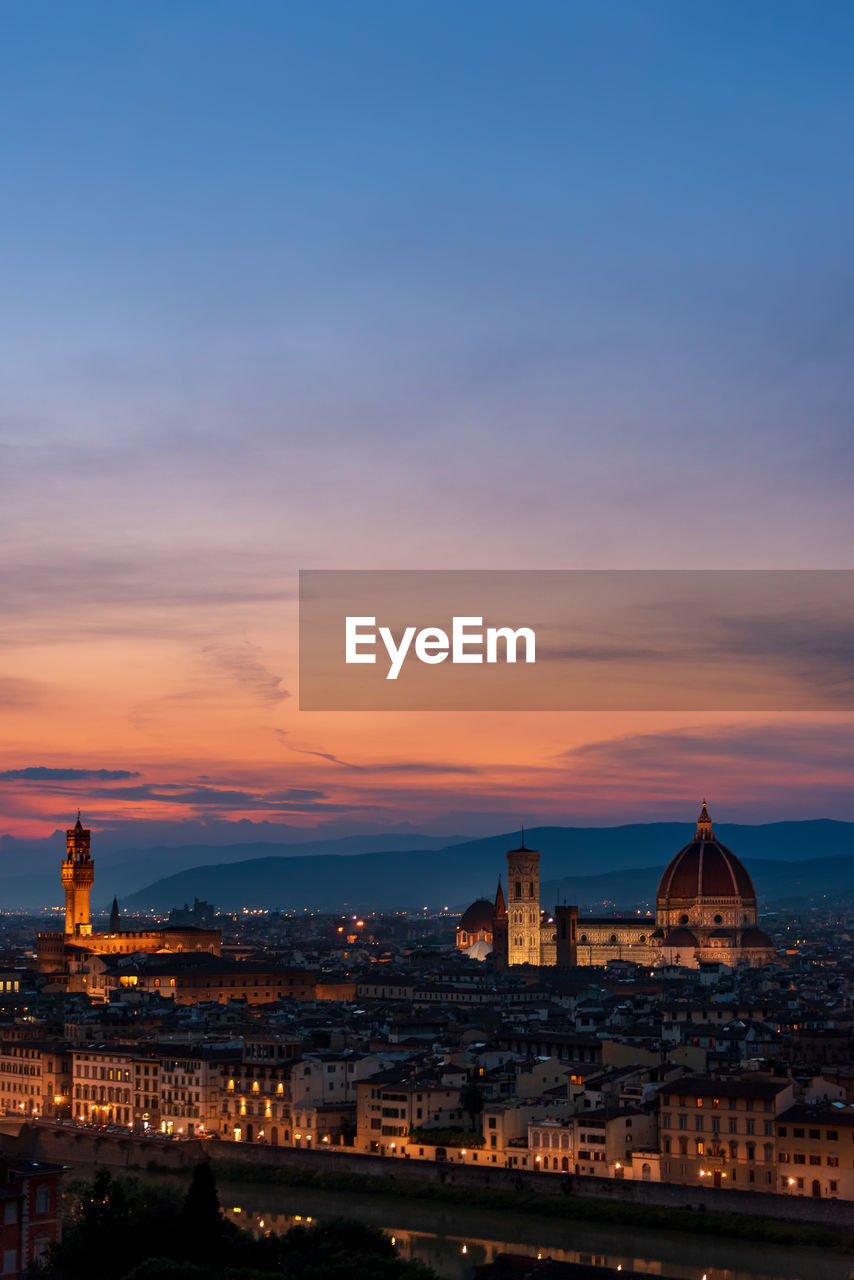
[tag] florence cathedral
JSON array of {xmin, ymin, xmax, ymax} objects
[{"xmin": 456, "ymin": 803, "xmax": 778, "ymax": 970}]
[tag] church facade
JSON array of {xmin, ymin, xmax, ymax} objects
[
  {"xmin": 461, "ymin": 804, "xmax": 778, "ymax": 970},
  {"xmin": 37, "ymin": 817, "xmax": 221, "ymax": 982}
]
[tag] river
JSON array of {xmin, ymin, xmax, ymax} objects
[{"xmin": 211, "ymin": 1177, "xmax": 854, "ymax": 1280}]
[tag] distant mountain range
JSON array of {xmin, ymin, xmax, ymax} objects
[
  {"xmin": 115, "ymin": 820, "xmax": 854, "ymax": 914},
  {"xmin": 0, "ymin": 832, "xmax": 462, "ymax": 911}
]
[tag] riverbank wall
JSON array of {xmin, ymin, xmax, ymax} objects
[{"xmin": 4, "ymin": 1120, "xmax": 853, "ymax": 1231}]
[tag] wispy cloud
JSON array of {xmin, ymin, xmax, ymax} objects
[
  {"xmin": 0, "ymin": 766, "xmax": 139, "ymax": 781},
  {"xmin": 200, "ymin": 639, "xmax": 289, "ymax": 705}
]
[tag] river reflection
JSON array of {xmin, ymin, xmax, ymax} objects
[{"xmin": 216, "ymin": 1178, "xmax": 853, "ymax": 1280}]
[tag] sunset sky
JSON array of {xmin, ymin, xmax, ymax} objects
[{"xmin": 2, "ymin": 2, "xmax": 853, "ymax": 844}]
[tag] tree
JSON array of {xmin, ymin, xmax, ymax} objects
[
  {"xmin": 459, "ymin": 1081, "xmax": 485, "ymax": 1131},
  {"xmin": 178, "ymin": 1162, "xmax": 224, "ymax": 1265}
]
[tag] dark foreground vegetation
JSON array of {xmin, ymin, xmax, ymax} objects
[{"xmin": 30, "ymin": 1164, "xmax": 439, "ymax": 1280}]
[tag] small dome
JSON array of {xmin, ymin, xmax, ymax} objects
[
  {"xmin": 458, "ymin": 899, "xmax": 494, "ymax": 934},
  {"xmin": 663, "ymin": 928, "xmax": 698, "ymax": 947}
]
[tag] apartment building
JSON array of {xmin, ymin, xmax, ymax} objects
[
  {"xmin": 72, "ymin": 1046, "xmax": 136, "ymax": 1126},
  {"xmin": 529, "ymin": 1107, "xmax": 656, "ymax": 1177},
  {"xmin": 0, "ymin": 1153, "xmax": 64, "ymax": 1280},
  {"xmin": 158, "ymin": 1047, "xmax": 231, "ymax": 1137},
  {"xmin": 356, "ymin": 1070, "xmax": 465, "ymax": 1155},
  {"xmin": 775, "ymin": 1102, "xmax": 854, "ymax": 1199},
  {"xmin": 0, "ymin": 1042, "xmax": 72, "ymax": 1121},
  {"xmin": 658, "ymin": 1074, "xmax": 794, "ymax": 1190}
]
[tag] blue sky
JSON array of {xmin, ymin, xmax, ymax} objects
[{"xmin": 1, "ymin": 1, "xmax": 853, "ymax": 841}]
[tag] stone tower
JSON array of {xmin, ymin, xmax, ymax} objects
[
  {"xmin": 506, "ymin": 837, "xmax": 540, "ymax": 966},
  {"xmin": 62, "ymin": 814, "xmax": 94, "ymax": 937}
]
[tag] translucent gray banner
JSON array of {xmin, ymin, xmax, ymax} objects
[{"xmin": 299, "ymin": 570, "xmax": 854, "ymax": 711}]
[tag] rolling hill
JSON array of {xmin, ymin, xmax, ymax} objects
[{"xmin": 120, "ymin": 820, "xmax": 854, "ymax": 913}]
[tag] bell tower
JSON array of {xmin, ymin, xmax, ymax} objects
[
  {"xmin": 62, "ymin": 814, "xmax": 94, "ymax": 937},
  {"xmin": 506, "ymin": 836, "xmax": 541, "ymax": 966}
]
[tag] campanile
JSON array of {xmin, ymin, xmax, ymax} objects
[
  {"xmin": 506, "ymin": 837, "xmax": 541, "ymax": 965},
  {"xmin": 62, "ymin": 814, "xmax": 94, "ymax": 936}
]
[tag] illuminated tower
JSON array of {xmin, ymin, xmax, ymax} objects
[
  {"xmin": 62, "ymin": 814, "xmax": 94, "ymax": 937},
  {"xmin": 506, "ymin": 836, "xmax": 540, "ymax": 966}
]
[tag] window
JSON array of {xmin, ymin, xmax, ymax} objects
[
  {"xmin": 35, "ymin": 1185, "xmax": 50, "ymax": 1214},
  {"xmin": 809, "ymin": 1129, "xmax": 820, "ymax": 1141},
  {"xmin": 793, "ymin": 1127, "xmax": 805, "ymax": 1138},
  {"xmin": 826, "ymin": 1130, "xmax": 838, "ymax": 1141}
]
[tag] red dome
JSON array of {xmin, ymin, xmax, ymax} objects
[
  {"xmin": 658, "ymin": 839, "xmax": 756, "ymax": 904},
  {"xmin": 458, "ymin": 899, "xmax": 494, "ymax": 934}
]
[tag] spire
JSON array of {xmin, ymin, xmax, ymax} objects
[
  {"xmin": 520, "ymin": 824, "xmax": 527, "ymax": 851},
  {"xmin": 75, "ymin": 810, "xmax": 83, "ymax": 831},
  {"xmin": 494, "ymin": 877, "xmax": 507, "ymax": 918},
  {"xmin": 696, "ymin": 799, "xmax": 714, "ymax": 840},
  {"xmin": 109, "ymin": 896, "xmax": 121, "ymax": 933}
]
